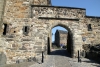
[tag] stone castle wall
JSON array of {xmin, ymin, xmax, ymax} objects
[
  {"xmin": 0, "ymin": 0, "xmax": 100, "ymax": 65},
  {"xmin": 3, "ymin": 0, "xmax": 31, "ymax": 18},
  {"xmin": 83, "ymin": 17, "xmax": 100, "ymax": 45}
]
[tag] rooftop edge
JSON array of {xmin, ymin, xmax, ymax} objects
[{"xmin": 31, "ymin": 5, "xmax": 86, "ymax": 10}]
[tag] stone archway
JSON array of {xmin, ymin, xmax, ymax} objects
[{"xmin": 47, "ymin": 23, "xmax": 74, "ymax": 57}]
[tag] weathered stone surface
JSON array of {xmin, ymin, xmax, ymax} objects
[
  {"xmin": 32, "ymin": 6, "xmax": 85, "ymax": 19},
  {"xmin": 0, "ymin": 52, "xmax": 7, "ymax": 65},
  {"xmin": 0, "ymin": 0, "xmax": 100, "ymax": 64}
]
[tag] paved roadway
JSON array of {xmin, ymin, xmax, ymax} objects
[
  {"xmin": 50, "ymin": 49, "xmax": 72, "ymax": 67},
  {"xmin": 29, "ymin": 49, "xmax": 72, "ymax": 67},
  {"xmin": 29, "ymin": 49, "xmax": 100, "ymax": 67}
]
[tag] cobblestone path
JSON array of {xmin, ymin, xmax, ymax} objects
[
  {"xmin": 51, "ymin": 49, "xmax": 71, "ymax": 67},
  {"xmin": 29, "ymin": 49, "xmax": 71, "ymax": 67},
  {"xmin": 29, "ymin": 49, "xmax": 100, "ymax": 67}
]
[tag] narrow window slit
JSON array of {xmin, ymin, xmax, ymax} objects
[
  {"xmin": 3, "ymin": 24, "xmax": 7, "ymax": 35},
  {"xmin": 23, "ymin": 26, "xmax": 29, "ymax": 35},
  {"xmin": 14, "ymin": 31, "xmax": 16, "ymax": 33},
  {"xmin": 88, "ymin": 24, "xmax": 92, "ymax": 31},
  {"xmin": 25, "ymin": 26, "xmax": 28, "ymax": 32}
]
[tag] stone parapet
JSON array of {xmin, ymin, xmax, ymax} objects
[{"xmin": 32, "ymin": 5, "xmax": 85, "ymax": 19}]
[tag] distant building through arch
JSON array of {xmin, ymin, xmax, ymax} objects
[{"xmin": 55, "ymin": 30, "xmax": 68, "ymax": 47}]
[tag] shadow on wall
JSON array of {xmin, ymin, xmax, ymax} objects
[
  {"xmin": 47, "ymin": 37, "xmax": 50, "ymax": 54},
  {"xmin": 67, "ymin": 32, "xmax": 73, "ymax": 56},
  {"xmin": 83, "ymin": 44, "xmax": 100, "ymax": 63}
]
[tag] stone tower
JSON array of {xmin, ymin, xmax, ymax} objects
[
  {"xmin": 0, "ymin": 0, "xmax": 52, "ymax": 64},
  {"xmin": 3, "ymin": 0, "xmax": 51, "ymax": 19}
]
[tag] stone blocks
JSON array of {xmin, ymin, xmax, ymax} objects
[{"xmin": 0, "ymin": 0, "xmax": 100, "ymax": 64}]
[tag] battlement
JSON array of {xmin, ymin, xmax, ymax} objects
[{"xmin": 32, "ymin": 0, "xmax": 51, "ymax": 5}]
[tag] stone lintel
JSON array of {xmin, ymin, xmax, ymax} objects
[{"xmin": 38, "ymin": 17, "xmax": 79, "ymax": 21}]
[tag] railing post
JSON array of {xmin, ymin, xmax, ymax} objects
[
  {"xmin": 42, "ymin": 51, "xmax": 44, "ymax": 63},
  {"xmin": 78, "ymin": 50, "xmax": 81, "ymax": 63},
  {"xmin": 78, "ymin": 50, "xmax": 80, "ymax": 62}
]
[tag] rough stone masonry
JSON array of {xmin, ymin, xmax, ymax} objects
[{"xmin": 0, "ymin": 0, "xmax": 100, "ymax": 64}]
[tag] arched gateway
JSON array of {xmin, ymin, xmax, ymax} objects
[
  {"xmin": 0, "ymin": 0, "xmax": 100, "ymax": 64},
  {"xmin": 48, "ymin": 23, "xmax": 74, "ymax": 57}
]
